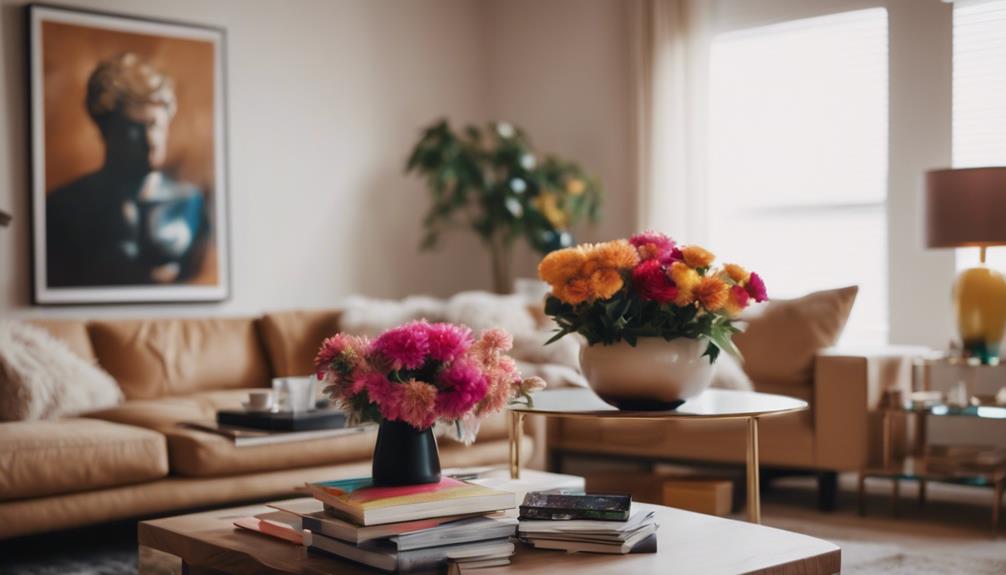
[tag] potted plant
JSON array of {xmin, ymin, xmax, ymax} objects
[
  {"xmin": 537, "ymin": 232, "xmax": 767, "ymax": 410},
  {"xmin": 314, "ymin": 321, "xmax": 545, "ymax": 486},
  {"xmin": 405, "ymin": 120, "xmax": 603, "ymax": 293}
]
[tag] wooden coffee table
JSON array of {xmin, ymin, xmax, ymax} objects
[{"xmin": 139, "ymin": 500, "xmax": 839, "ymax": 574}]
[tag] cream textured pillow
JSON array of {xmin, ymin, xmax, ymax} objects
[
  {"xmin": 0, "ymin": 321, "xmax": 122, "ymax": 421},
  {"xmin": 733, "ymin": 285, "xmax": 858, "ymax": 387}
]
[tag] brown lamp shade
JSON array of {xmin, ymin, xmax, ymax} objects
[{"xmin": 925, "ymin": 167, "xmax": 1006, "ymax": 248}]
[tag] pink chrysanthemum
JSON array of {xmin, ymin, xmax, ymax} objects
[
  {"xmin": 425, "ymin": 323, "xmax": 473, "ymax": 363},
  {"xmin": 471, "ymin": 328, "xmax": 513, "ymax": 364},
  {"xmin": 314, "ymin": 334, "xmax": 352, "ymax": 377},
  {"xmin": 477, "ymin": 357, "xmax": 519, "ymax": 416},
  {"xmin": 435, "ymin": 360, "xmax": 489, "ymax": 420},
  {"xmin": 372, "ymin": 321, "xmax": 430, "ymax": 371},
  {"xmin": 398, "ymin": 379, "xmax": 438, "ymax": 430},
  {"xmin": 629, "ymin": 231, "xmax": 676, "ymax": 261},
  {"xmin": 746, "ymin": 272, "xmax": 768, "ymax": 303},
  {"xmin": 363, "ymin": 372, "xmax": 403, "ymax": 421},
  {"xmin": 659, "ymin": 246, "xmax": 684, "ymax": 266},
  {"xmin": 631, "ymin": 259, "xmax": 678, "ymax": 303}
]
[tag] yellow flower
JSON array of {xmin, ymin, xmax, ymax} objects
[
  {"xmin": 682, "ymin": 245, "xmax": 715, "ymax": 269},
  {"xmin": 590, "ymin": 268, "xmax": 623, "ymax": 300},
  {"xmin": 533, "ymin": 193, "xmax": 568, "ymax": 229},
  {"xmin": 722, "ymin": 263, "xmax": 750, "ymax": 284},
  {"xmin": 590, "ymin": 240, "xmax": 640, "ymax": 270},
  {"xmin": 565, "ymin": 178, "xmax": 586, "ymax": 196},
  {"xmin": 538, "ymin": 247, "xmax": 586, "ymax": 287},
  {"xmin": 695, "ymin": 276, "xmax": 729, "ymax": 312},
  {"xmin": 669, "ymin": 262, "xmax": 700, "ymax": 307}
]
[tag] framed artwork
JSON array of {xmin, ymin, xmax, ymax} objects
[{"xmin": 28, "ymin": 4, "xmax": 229, "ymax": 304}]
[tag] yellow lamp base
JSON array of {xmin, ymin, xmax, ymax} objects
[{"xmin": 954, "ymin": 265, "xmax": 1006, "ymax": 365}]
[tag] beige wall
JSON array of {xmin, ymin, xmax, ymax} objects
[
  {"xmin": 483, "ymin": 0, "xmax": 637, "ymax": 279},
  {"xmin": 0, "ymin": 0, "xmax": 495, "ymax": 318},
  {"xmin": 0, "ymin": 0, "xmax": 635, "ymax": 318}
]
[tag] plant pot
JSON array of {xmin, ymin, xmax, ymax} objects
[
  {"xmin": 371, "ymin": 419, "xmax": 442, "ymax": 486},
  {"xmin": 579, "ymin": 337, "xmax": 714, "ymax": 410}
]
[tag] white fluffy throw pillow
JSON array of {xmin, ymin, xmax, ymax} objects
[{"xmin": 0, "ymin": 321, "xmax": 122, "ymax": 421}]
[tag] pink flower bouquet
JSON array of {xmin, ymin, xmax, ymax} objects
[{"xmin": 314, "ymin": 321, "xmax": 545, "ymax": 443}]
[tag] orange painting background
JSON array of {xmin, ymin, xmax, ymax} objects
[{"xmin": 41, "ymin": 19, "xmax": 220, "ymax": 285}]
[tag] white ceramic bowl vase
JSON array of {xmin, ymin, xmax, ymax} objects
[{"xmin": 579, "ymin": 337, "xmax": 714, "ymax": 410}]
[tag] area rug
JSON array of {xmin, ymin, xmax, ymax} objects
[{"xmin": 845, "ymin": 552, "xmax": 1006, "ymax": 574}]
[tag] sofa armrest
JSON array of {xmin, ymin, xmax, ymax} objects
[{"xmin": 813, "ymin": 346, "xmax": 929, "ymax": 470}]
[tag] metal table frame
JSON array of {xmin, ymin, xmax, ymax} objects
[{"xmin": 507, "ymin": 390, "xmax": 808, "ymax": 524}]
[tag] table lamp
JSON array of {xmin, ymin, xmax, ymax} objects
[{"xmin": 926, "ymin": 167, "xmax": 1006, "ymax": 364}]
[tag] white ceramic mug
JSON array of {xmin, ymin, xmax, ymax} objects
[{"xmin": 272, "ymin": 377, "xmax": 317, "ymax": 412}]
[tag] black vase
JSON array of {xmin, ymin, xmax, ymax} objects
[{"xmin": 371, "ymin": 420, "xmax": 441, "ymax": 486}]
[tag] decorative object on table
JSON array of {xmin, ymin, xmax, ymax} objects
[
  {"xmin": 518, "ymin": 506, "xmax": 659, "ymax": 555},
  {"xmin": 519, "ymin": 492, "xmax": 631, "ymax": 521},
  {"xmin": 405, "ymin": 119, "xmax": 603, "ymax": 294},
  {"xmin": 27, "ymin": 5, "xmax": 229, "ymax": 304},
  {"xmin": 217, "ymin": 407, "xmax": 347, "ymax": 432},
  {"xmin": 925, "ymin": 168, "xmax": 1006, "ymax": 364},
  {"xmin": 314, "ymin": 321, "xmax": 546, "ymax": 486},
  {"xmin": 179, "ymin": 420, "xmax": 365, "ymax": 448},
  {"xmin": 271, "ymin": 377, "xmax": 317, "ymax": 412},
  {"xmin": 537, "ymin": 231, "xmax": 767, "ymax": 409},
  {"xmin": 243, "ymin": 390, "xmax": 274, "ymax": 412}
]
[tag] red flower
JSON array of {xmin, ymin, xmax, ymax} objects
[
  {"xmin": 746, "ymin": 272, "xmax": 768, "ymax": 303},
  {"xmin": 631, "ymin": 260, "xmax": 678, "ymax": 303}
]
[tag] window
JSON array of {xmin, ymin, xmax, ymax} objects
[
  {"xmin": 953, "ymin": 0, "xmax": 1006, "ymax": 271},
  {"xmin": 706, "ymin": 8, "xmax": 889, "ymax": 344}
]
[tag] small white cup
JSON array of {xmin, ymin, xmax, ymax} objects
[
  {"xmin": 272, "ymin": 377, "xmax": 317, "ymax": 412},
  {"xmin": 247, "ymin": 391, "xmax": 274, "ymax": 411}
]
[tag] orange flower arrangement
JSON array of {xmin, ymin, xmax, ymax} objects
[{"xmin": 538, "ymin": 231, "xmax": 768, "ymax": 362}]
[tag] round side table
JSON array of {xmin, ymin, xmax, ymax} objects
[{"xmin": 508, "ymin": 387, "xmax": 809, "ymax": 523}]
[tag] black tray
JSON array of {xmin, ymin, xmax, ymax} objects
[{"xmin": 217, "ymin": 409, "xmax": 347, "ymax": 432}]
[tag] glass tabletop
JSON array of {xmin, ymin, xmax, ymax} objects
[
  {"xmin": 889, "ymin": 403, "xmax": 1006, "ymax": 420},
  {"xmin": 510, "ymin": 387, "xmax": 808, "ymax": 420}
]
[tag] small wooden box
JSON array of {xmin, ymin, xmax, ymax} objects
[
  {"xmin": 662, "ymin": 479, "xmax": 732, "ymax": 517},
  {"xmin": 585, "ymin": 473, "xmax": 733, "ymax": 517}
]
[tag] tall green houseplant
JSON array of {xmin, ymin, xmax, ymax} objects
[{"xmin": 405, "ymin": 120, "xmax": 603, "ymax": 293}]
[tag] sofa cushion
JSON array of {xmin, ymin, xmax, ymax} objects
[
  {"xmin": 26, "ymin": 319, "xmax": 95, "ymax": 361},
  {"xmin": 88, "ymin": 318, "xmax": 271, "ymax": 399},
  {"xmin": 259, "ymin": 309, "xmax": 342, "ymax": 377},
  {"xmin": 0, "ymin": 321, "xmax": 122, "ymax": 421},
  {"xmin": 0, "ymin": 418, "xmax": 168, "ymax": 501},
  {"xmin": 734, "ymin": 286, "xmax": 858, "ymax": 387}
]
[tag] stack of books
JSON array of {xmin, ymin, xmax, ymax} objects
[
  {"xmin": 517, "ymin": 491, "xmax": 659, "ymax": 554},
  {"xmin": 267, "ymin": 476, "xmax": 519, "ymax": 572}
]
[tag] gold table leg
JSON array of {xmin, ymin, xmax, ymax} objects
[
  {"xmin": 746, "ymin": 416, "xmax": 761, "ymax": 523},
  {"xmin": 509, "ymin": 411, "xmax": 524, "ymax": 480}
]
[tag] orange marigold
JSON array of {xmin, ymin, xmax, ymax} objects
[
  {"xmin": 538, "ymin": 247, "xmax": 586, "ymax": 287},
  {"xmin": 669, "ymin": 262, "xmax": 700, "ymax": 306},
  {"xmin": 590, "ymin": 268, "xmax": 624, "ymax": 300},
  {"xmin": 590, "ymin": 239, "xmax": 640, "ymax": 270},
  {"xmin": 722, "ymin": 263, "xmax": 750, "ymax": 284},
  {"xmin": 682, "ymin": 245, "xmax": 715, "ymax": 269},
  {"xmin": 557, "ymin": 277, "xmax": 592, "ymax": 305},
  {"xmin": 695, "ymin": 276, "xmax": 729, "ymax": 311}
]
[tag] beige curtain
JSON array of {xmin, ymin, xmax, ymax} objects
[{"xmin": 630, "ymin": 0, "xmax": 707, "ymax": 241}]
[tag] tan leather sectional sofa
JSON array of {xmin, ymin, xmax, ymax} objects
[{"xmin": 0, "ymin": 311, "xmax": 532, "ymax": 540}]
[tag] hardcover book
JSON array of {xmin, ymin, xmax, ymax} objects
[
  {"xmin": 519, "ymin": 492, "xmax": 631, "ymax": 521},
  {"xmin": 302, "ymin": 477, "xmax": 515, "ymax": 526}
]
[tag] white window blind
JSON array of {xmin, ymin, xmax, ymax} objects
[
  {"xmin": 954, "ymin": 0, "xmax": 1006, "ymax": 271},
  {"xmin": 706, "ymin": 8, "xmax": 889, "ymax": 345}
]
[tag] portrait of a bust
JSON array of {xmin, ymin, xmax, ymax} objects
[{"xmin": 30, "ymin": 5, "xmax": 228, "ymax": 303}]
